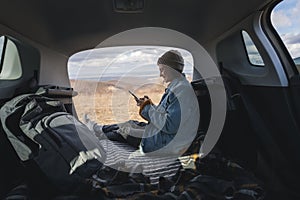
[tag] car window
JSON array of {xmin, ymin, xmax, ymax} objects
[
  {"xmin": 68, "ymin": 46, "xmax": 193, "ymax": 123},
  {"xmin": 241, "ymin": 30, "xmax": 265, "ymax": 66},
  {"xmin": 0, "ymin": 36, "xmax": 4, "ymax": 70},
  {"xmin": 271, "ymin": 0, "xmax": 300, "ymax": 72},
  {"xmin": 0, "ymin": 37, "xmax": 22, "ymax": 80}
]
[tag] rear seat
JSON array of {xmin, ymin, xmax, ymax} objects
[
  {"xmin": 191, "ymin": 75, "xmax": 257, "ymax": 171},
  {"xmin": 218, "ymin": 74, "xmax": 258, "ymax": 170}
]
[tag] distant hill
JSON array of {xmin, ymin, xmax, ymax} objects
[
  {"xmin": 294, "ymin": 57, "xmax": 300, "ymax": 72},
  {"xmin": 70, "ymin": 79, "xmax": 165, "ymax": 124},
  {"xmin": 70, "ymin": 78, "xmax": 164, "ymax": 95},
  {"xmin": 294, "ymin": 57, "xmax": 300, "ymax": 65}
]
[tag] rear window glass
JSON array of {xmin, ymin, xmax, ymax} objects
[
  {"xmin": 68, "ymin": 46, "xmax": 193, "ymax": 123},
  {"xmin": 0, "ymin": 38, "xmax": 22, "ymax": 80},
  {"xmin": 242, "ymin": 30, "xmax": 265, "ymax": 66},
  {"xmin": 0, "ymin": 36, "xmax": 4, "ymax": 69}
]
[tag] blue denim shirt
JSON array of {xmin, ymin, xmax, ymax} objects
[{"xmin": 140, "ymin": 75, "xmax": 199, "ymax": 154}]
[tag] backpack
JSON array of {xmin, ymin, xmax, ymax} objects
[{"xmin": 0, "ymin": 94, "xmax": 106, "ymax": 193}]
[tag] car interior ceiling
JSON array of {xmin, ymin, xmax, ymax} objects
[
  {"xmin": 0, "ymin": 0, "xmax": 273, "ymax": 56},
  {"xmin": 2, "ymin": 0, "xmax": 300, "ymax": 199}
]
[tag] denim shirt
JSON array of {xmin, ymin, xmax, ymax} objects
[{"xmin": 140, "ymin": 75, "xmax": 199, "ymax": 154}]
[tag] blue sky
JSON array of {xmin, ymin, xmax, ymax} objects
[{"xmin": 271, "ymin": 0, "xmax": 300, "ymax": 58}]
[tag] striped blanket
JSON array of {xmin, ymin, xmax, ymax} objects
[{"xmin": 99, "ymin": 139, "xmax": 182, "ymax": 185}]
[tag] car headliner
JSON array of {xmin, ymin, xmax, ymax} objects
[{"xmin": 0, "ymin": 0, "xmax": 276, "ymax": 56}]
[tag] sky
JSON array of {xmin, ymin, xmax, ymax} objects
[
  {"xmin": 68, "ymin": 46, "xmax": 193, "ymax": 81},
  {"xmin": 271, "ymin": 0, "xmax": 300, "ymax": 59},
  {"xmin": 67, "ymin": 0, "xmax": 300, "ymax": 80}
]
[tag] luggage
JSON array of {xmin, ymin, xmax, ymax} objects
[
  {"xmin": 0, "ymin": 94, "xmax": 106, "ymax": 193},
  {"xmin": 125, "ymin": 151, "xmax": 265, "ymax": 200}
]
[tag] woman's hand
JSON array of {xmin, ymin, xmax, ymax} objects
[{"xmin": 137, "ymin": 95, "xmax": 150, "ymax": 106}]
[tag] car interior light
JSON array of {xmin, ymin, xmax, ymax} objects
[{"xmin": 113, "ymin": 0, "xmax": 145, "ymax": 13}]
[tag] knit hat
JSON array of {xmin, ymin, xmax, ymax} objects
[{"xmin": 157, "ymin": 50, "xmax": 184, "ymax": 72}]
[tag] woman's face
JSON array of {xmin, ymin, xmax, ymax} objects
[
  {"xmin": 159, "ymin": 64, "xmax": 171, "ymax": 83},
  {"xmin": 158, "ymin": 64, "xmax": 179, "ymax": 83}
]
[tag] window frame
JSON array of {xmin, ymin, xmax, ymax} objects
[{"xmin": 260, "ymin": 2, "xmax": 299, "ymax": 77}]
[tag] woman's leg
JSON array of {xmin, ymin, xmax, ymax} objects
[
  {"xmin": 83, "ymin": 114, "xmax": 119, "ymax": 138},
  {"xmin": 83, "ymin": 114, "xmax": 145, "ymax": 148},
  {"xmin": 117, "ymin": 121, "xmax": 145, "ymax": 148}
]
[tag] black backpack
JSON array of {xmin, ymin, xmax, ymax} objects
[{"xmin": 0, "ymin": 94, "xmax": 106, "ymax": 193}]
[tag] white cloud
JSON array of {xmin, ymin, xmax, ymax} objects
[
  {"xmin": 287, "ymin": 43, "xmax": 300, "ymax": 58},
  {"xmin": 281, "ymin": 33, "xmax": 300, "ymax": 45},
  {"xmin": 271, "ymin": 10, "xmax": 292, "ymax": 29},
  {"xmin": 280, "ymin": 33, "xmax": 300, "ymax": 58},
  {"xmin": 130, "ymin": 51, "xmax": 142, "ymax": 57},
  {"xmin": 271, "ymin": 1, "xmax": 300, "ymax": 59},
  {"xmin": 68, "ymin": 46, "xmax": 194, "ymax": 80}
]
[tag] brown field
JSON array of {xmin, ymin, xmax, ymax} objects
[{"xmin": 70, "ymin": 79, "xmax": 166, "ymax": 124}]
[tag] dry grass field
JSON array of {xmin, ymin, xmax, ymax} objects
[{"xmin": 70, "ymin": 79, "xmax": 166, "ymax": 124}]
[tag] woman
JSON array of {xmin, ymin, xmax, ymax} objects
[{"xmin": 84, "ymin": 50, "xmax": 199, "ymax": 157}]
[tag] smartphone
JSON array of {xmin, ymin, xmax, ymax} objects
[{"xmin": 128, "ymin": 90, "xmax": 140, "ymax": 103}]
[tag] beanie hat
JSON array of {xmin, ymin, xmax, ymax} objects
[{"xmin": 157, "ymin": 50, "xmax": 184, "ymax": 72}]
